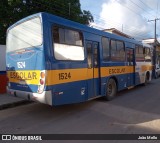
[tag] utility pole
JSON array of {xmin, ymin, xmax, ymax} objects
[{"xmin": 148, "ymin": 18, "xmax": 160, "ymax": 78}]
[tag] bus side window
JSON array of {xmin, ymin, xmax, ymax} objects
[
  {"xmin": 111, "ymin": 40, "xmax": 117, "ymax": 61},
  {"xmin": 127, "ymin": 49, "xmax": 133, "ymax": 66},
  {"xmin": 144, "ymin": 47, "xmax": 151, "ymax": 62},
  {"xmin": 117, "ymin": 41, "xmax": 125, "ymax": 61},
  {"xmin": 53, "ymin": 26, "xmax": 65, "ymax": 43},
  {"xmin": 135, "ymin": 45, "xmax": 144, "ymax": 61},
  {"xmin": 53, "ymin": 26, "xmax": 84, "ymax": 61},
  {"xmin": 93, "ymin": 43, "xmax": 98, "ymax": 67},
  {"xmin": 87, "ymin": 43, "xmax": 92, "ymax": 68},
  {"xmin": 110, "ymin": 40, "xmax": 125, "ymax": 62},
  {"xmin": 102, "ymin": 37, "xmax": 110, "ymax": 61}
]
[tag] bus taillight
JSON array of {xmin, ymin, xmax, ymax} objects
[
  {"xmin": 37, "ymin": 71, "xmax": 46, "ymax": 93},
  {"xmin": 41, "ymin": 72, "xmax": 45, "ymax": 78},
  {"xmin": 40, "ymin": 72, "xmax": 45, "ymax": 85},
  {"xmin": 40, "ymin": 79, "xmax": 44, "ymax": 85}
]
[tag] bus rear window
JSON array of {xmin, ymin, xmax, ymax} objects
[
  {"xmin": 7, "ymin": 17, "xmax": 42, "ymax": 52},
  {"xmin": 53, "ymin": 26, "xmax": 84, "ymax": 61}
]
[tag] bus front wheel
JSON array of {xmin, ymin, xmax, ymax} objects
[
  {"xmin": 143, "ymin": 73, "xmax": 149, "ymax": 86},
  {"xmin": 105, "ymin": 78, "xmax": 117, "ymax": 101}
]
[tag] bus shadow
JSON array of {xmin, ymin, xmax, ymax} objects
[
  {"xmin": 95, "ymin": 79, "xmax": 160, "ymax": 128},
  {"xmin": 23, "ymin": 79, "xmax": 160, "ymax": 121}
]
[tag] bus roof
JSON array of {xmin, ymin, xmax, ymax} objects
[
  {"xmin": 45, "ymin": 12, "xmax": 142, "ymax": 45},
  {"xmin": 8, "ymin": 12, "xmax": 142, "ymax": 46}
]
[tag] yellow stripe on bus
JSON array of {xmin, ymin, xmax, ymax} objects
[
  {"xmin": 46, "ymin": 66, "xmax": 134, "ymax": 85},
  {"xmin": 7, "ymin": 66, "xmax": 135, "ymax": 86},
  {"xmin": 46, "ymin": 68, "xmax": 88, "ymax": 85},
  {"xmin": 101, "ymin": 66, "xmax": 134, "ymax": 77},
  {"xmin": 7, "ymin": 70, "xmax": 40, "ymax": 85},
  {"xmin": 141, "ymin": 65, "xmax": 153, "ymax": 72}
]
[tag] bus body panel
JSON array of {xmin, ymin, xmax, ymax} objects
[
  {"xmin": 135, "ymin": 62, "xmax": 152, "ymax": 84},
  {"xmin": 50, "ymin": 80, "xmax": 87, "ymax": 105},
  {"xmin": 6, "ymin": 46, "xmax": 45, "ymax": 93}
]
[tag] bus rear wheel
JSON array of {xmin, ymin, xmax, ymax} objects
[{"xmin": 105, "ymin": 78, "xmax": 117, "ymax": 101}]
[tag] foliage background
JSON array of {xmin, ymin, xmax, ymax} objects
[{"xmin": 0, "ymin": 0, "xmax": 94, "ymax": 44}]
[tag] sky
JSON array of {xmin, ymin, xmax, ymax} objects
[{"xmin": 80, "ymin": 0, "xmax": 160, "ymax": 40}]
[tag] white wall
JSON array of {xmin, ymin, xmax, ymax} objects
[{"xmin": 0, "ymin": 45, "xmax": 6, "ymax": 71}]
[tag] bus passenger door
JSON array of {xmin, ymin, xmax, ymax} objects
[
  {"xmin": 86, "ymin": 41, "xmax": 100, "ymax": 99},
  {"xmin": 126, "ymin": 48, "xmax": 135, "ymax": 87}
]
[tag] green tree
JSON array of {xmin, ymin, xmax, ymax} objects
[{"xmin": 0, "ymin": 0, "xmax": 94, "ymax": 44}]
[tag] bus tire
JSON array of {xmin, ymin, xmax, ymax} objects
[
  {"xmin": 143, "ymin": 73, "xmax": 149, "ymax": 86},
  {"xmin": 105, "ymin": 78, "xmax": 117, "ymax": 101}
]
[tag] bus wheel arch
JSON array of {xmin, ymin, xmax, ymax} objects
[{"xmin": 104, "ymin": 77, "xmax": 117, "ymax": 101}]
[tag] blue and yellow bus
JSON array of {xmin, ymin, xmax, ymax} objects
[{"xmin": 6, "ymin": 12, "xmax": 152, "ymax": 106}]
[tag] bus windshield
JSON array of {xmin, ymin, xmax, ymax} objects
[{"xmin": 7, "ymin": 17, "xmax": 42, "ymax": 52}]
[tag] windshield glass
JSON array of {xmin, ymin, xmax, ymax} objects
[{"xmin": 7, "ymin": 17, "xmax": 42, "ymax": 52}]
